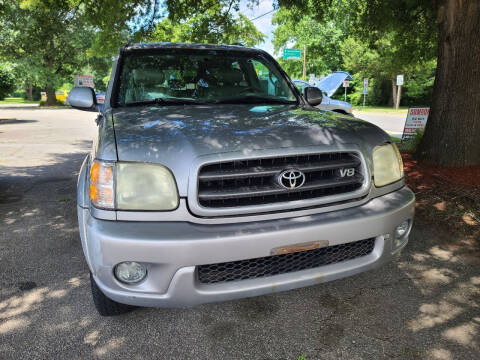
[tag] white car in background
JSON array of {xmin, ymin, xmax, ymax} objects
[{"xmin": 293, "ymin": 71, "xmax": 353, "ymax": 115}]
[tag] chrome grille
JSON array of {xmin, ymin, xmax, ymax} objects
[
  {"xmin": 197, "ymin": 152, "xmax": 364, "ymax": 208},
  {"xmin": 197, "ymin": 238, "xmax": 376, "ymax": 284}
]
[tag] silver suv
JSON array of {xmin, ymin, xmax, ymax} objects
[{"xmin": 68, "ymin": 43, "xmax": 414, "ymax": 316}]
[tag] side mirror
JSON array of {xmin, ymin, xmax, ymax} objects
[
  {"xmin": 304, "ymin": 86, "xmax": 323, "ymax": 106},
  {"xmin": 67, "ymin": 87, "xmax": 98, "ymax": 111}
]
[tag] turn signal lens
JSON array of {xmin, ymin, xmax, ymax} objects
[{"xmin": 89, "ymin": 160, "xmax": 114, "ymax": 209}]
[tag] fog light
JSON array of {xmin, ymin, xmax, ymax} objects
[
  {"xmin": 114, "ymin": 262, "xmax": 147, "ymax": 284},
  {"xmin": 395, "ymin": 220, "xmax": 410, "ymax": 239}
]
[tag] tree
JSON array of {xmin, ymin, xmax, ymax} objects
[
  {"xmin": 416, "ymin": 1, "xmax": 480, "ymax": 166},
  {"xmin": 279, "ymin": 0, "xmax": 479, "ymax": 166},
  {"xmin": 0, "ymin": 0, "xmax": 161, "ymax": 105},
  {"xmin": 0, "ymin": 1, "xmax": 91, "ymax": 105},
  {"xmin": 272, "ymin": 7, "xmax": 345, "ymax": 78},
  {"xmin": 148, "ymin": 13, "xmax": 264, "ymax": 46}
]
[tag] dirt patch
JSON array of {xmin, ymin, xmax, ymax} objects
[{"xmin": 402, "ymin": 154, "xmax": 479, "ymax": 238}]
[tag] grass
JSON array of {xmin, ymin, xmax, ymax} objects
[
  {"xmin": 0, "ymin": 97, "xmax": 39, "ymax": 105},
  {"xmin": 390, "ymin": 136, "xmax": 402, "ymax": 143},
  {"xmin": 353, "ymin": 105, "xmax": 408, "ymax": 113}
]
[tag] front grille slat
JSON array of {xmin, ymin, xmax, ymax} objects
[
  {"xmin": 198, "ymin": 238, "xmax": 375, "ymax": 284},
  {"xmin": 199, "ymin": 175, "xmax": 363, "ymax": 200},
  {"xmin": 198, "ymin": 159, "xmax": 361, "ymax": 181},
  {"xmin": 197, "ymin": 152, "xmax": 364, "ymax": 209}
]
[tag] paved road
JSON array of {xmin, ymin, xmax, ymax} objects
[
  {"xmin": 1, "ymin": 109, "xmax": 479, "ymax": 359},
  {"xmin": 353, "ymin": 111, "xmax": 407, "ymax": 138}
]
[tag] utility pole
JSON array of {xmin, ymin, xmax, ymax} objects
[{"xmin": 302, "ymin": 45, "xmax": 306, "ymax": 80}]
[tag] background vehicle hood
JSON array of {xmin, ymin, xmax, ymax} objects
[
  {"xmin": 328, "ymin": 98, "xmax": 352, "ymax": 109},
  {"xmin": 111, "ymin": 104, "xmax": 388, "ymax": 196},
  {"xmin": 316, "ymin": 71, "xmax": 354, "ymax": 97}
]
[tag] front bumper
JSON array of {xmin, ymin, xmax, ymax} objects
[{"xmin": 78, "ymin": 187, "xmax": 415, "ymax": 308}]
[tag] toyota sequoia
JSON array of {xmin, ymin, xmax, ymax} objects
[{"xmin": 68, "ymin": 43, "xmax": 415, "ymax": 316}]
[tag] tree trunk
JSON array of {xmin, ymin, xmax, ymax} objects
[
  {"xmin": 44, "ymin": 38, "xmax": 57, "ymax": 106},
  {"xmin": 391, "ymin": 79, "xmax": 397, "ymax": 109},
  {"xmin": 417, "ymin": 0, "xmax": 480, "ymax": 166},
  {"xmin": 46, "ymin": 85, "xmax": 56, "ymax": 106},
  {"xmin": 26, "ymin": 83, "xmax": 33, "ymax": 100}
]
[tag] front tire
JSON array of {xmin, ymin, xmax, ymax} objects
[{"xmin": 90, "ymin": 273, "xmax": 135, "ymax": 316}]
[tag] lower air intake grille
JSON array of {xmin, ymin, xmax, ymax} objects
[{"xmin": 197, "ymin": 238, "xmax": 375, "ymax": 284}]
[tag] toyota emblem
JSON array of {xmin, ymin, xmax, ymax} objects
[{"xmin": 278, "ymin": 169, "xmax": 306, "ymax": 189}]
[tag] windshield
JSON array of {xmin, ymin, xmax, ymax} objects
[{"xmin": 115, "ymin": 50, "xmax": 297, "ymax": 106}]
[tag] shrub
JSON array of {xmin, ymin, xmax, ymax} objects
[
  {"xmin": 397, "ymin": 129, "xmax": 424, "ymax": 153},
  {"xmin": 0, "ymin": 66, "xmax": 15, "ymax": 100}
]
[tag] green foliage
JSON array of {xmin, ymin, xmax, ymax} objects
[
  {"xmin": 273, "ymin": 1, "xmax": 347, "ymax": 77},
  {"xmin": 148, "ymin": 13, "xmax": 264, "ymax": 46},
  {"xmin": 276, "ymin": 0, "xmax": 438, "ymax": 106},
  {"xmin": 0, "ymin": 0, "xmax": 162, "ymax": 101},
  {"xmin": 402, "ymin": 60, "xmax": 436, "ymax": 106},
  {"xmin": 397, "ymin": 129, "xmax": 424, "ymax": 154},
  {"xmin": 0, "ymin": 66, "xmax": 15, "ymax": 100}
]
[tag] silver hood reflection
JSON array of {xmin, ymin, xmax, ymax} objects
[{"xmin": 110, "ymin": 104, "xmax": 389, "ymax": 196}]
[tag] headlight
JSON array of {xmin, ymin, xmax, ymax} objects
[
  {"xmin": 372, "ymin": 143, "xmax": 404, "ymax": 187},
  {"xmin": 116, "ymin": 162, "xmax": 178, "ymax": 210},
  {"xmin": 89, "ymin": 160, "xmax": 178, "ymax": 210}
]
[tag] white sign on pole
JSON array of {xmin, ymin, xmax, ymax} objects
[
  {"xmin": 363, "ymin": 78, "xmax": 368, "ymax": 95},
  {"xmin": 401, "ymin": 107, "xmax": 430, "ymax": 141},
  {"xmin": 342, "ymin": 80, "xmax": 350, "ymax": 88},
  {"xmin": 309, "ymin": 74, "xmax": 316, "ymax": 84},
  {"xmin": 396, "ymin": 74, "xmax": 404, "ymax": 86}
]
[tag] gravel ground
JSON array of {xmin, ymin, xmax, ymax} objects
[{"xmin": 0, "ymin": 109, "xmax": 479, "ymax": 359}]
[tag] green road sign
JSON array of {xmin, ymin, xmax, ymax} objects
[{"xmin": 283, "ymin": 48, "xmax": 302, "ymax": 60}]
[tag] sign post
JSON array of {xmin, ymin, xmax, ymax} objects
[
  {"xmin": 342, "ymin": 80, "xmax": 350, "ymax": 101},
  {"xmin": 302, "ymin": 45, "xmax": 307, "ymax": 81},
  {"xmin": 401, "ymin": 107, "xmax": 430, "ymax": 141},
  {"xmin": 396, "ymin": 74, "xmax": 404, "ymax": 110},
  {"xmin": 363, "ymin": 78, "xmax": 368, "ymax": 107}
]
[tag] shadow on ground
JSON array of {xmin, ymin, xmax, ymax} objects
[{"xmin": 0, "ymin": 146, "xmax": 478, "ymax": 359}]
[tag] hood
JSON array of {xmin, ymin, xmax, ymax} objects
[
  {"xmin": 328, "ymin": 98, "xmax": 352, "ymax": 108},
  {"xmin": 111, "ymin": 104, "xmax": 388, "ymax": 195},
  {"xmin": 316, "ymin": 71, "xmax": 354, "ymax": 97}
]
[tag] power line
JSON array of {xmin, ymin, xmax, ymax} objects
[{"xmin": 249, "ymin": 9, "xmax": 276, "ymax": 21}]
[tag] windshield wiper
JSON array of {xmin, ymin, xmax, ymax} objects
[
  {"xmin": 216, "ymin": 96, "xmax": 297, "ymax": 105},
  {"xmin": 123, "ymin": 98, "xmax": 210, "ymax": 107}
]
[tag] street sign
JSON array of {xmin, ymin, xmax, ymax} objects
[
  {"xmin": 396, "ymin": 74, "xmax": 404, "ymax": 86},
  {"xmin": 363, "ymin": 78, "xmax": 368, "ymax": 94},
  {"xmin": 401, "ymin": 107, "xmax": 430, "ymax": 141},
  {"xmin": 283, "ymin": 48, "xmax": 302, "ymax": 60},
  {"xmin": 342, "ymin": 80, "xmax": 350, "ymax": 87}
]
